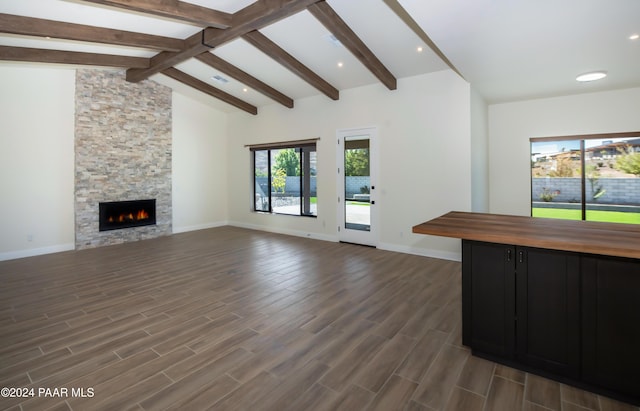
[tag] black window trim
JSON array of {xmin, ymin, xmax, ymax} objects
[
  {"xmin": 249, "ymin": 139, "xmax": 318, "ymax": 217},
  {"xmin": 530, "ymin": 131, "xmax": 640, "ymax": 221}
]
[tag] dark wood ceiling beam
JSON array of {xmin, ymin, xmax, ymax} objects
[
  {"xmin": 79, "ymin": 0, "xmax": 232, "ymax": 28},
  {"xmin": 127, "ymin": 0, "xmax": 321, "ymax": 83},
  {"xmin": 201, "ymin": 0, "xmax": 324, "ymax": 50},
  {"xmin": 242, "ymin": 30, "xmax": 339, "ymax": 100},
  {"xmin": 223, "ymin": 0, "xmax": 320, "ymax": 45},
  {"xmin": 0, "ymin": 46, "xmax": 150, "ymax": 68},
  {"xmin": 0, "ymin": 13, "xmax": 184, "ymax": 52},
  {"xmin": 382, "ymin": 0, "xmax": 465, "ymax": 80},
  {"xmin": 307, "ymin": 1, "xmax": 396, "ymax": 90},
  {"xmin": 162, "ymin": 67, "xmax": 257, "ymax": 115},
  {"xmin": 126, "ymin": 30, "xmax": 211, "ymax": 82},
  {"xmin": 195, "ymin": 52, "xmax": 294, "ymax": 108}
]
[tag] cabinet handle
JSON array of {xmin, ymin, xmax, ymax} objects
[
  {"xmin": 507, "ymin": 249, "xmax": 512, "ymax": 261},
  {"xmin": 519, "ymin": 251, "xmax": 524, "ymax": 263}
]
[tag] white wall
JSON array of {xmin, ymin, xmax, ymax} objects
[
  {"xmin": 4, "ymin": 63, "xmax": 639, "ymax": 262},
  {"xmin": 172, "ymin": 92, "xmax": 228, "ymax": 233},
  {"xmin": 470, "ymin": 87, "xmax": 489, "ymax": 212},
  {"xmin": 0, "ymin": 65, "xmax": 229, "ymax": 260},
  {"xmin": 0, "ymin": 65, "xmax": 76, "ymax": 260},
  {"xmin": 488, "ymin": 87, "xmax": 640, "ymax": 216},
  {"xmin": 227, "ymin": 70, "xmax": 472, "ymax": 260}
]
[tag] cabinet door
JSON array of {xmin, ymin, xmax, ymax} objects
[
  {"xmin": 515, "ymin": 247, "xmax": 580, "ymax": 377},
  {"xmin": 462, "ymin": 240, "xmax": 515, "ymax": 359},
  {"xmin": 582, "ymin": 255, "xmax": 640, "ymax": 399}
]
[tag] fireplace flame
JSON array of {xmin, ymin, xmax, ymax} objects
[{"xmin": 107, "ymin": 209, "xmax": 150, "ymax": 224}]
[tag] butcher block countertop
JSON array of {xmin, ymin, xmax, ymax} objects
[{"xmin": 412, "ymin": 211, "xmax": 640, "ymax": 259}]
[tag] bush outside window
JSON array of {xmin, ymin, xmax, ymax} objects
[
  {"xmin": 530, "ymin": 133, "xmax": 640, "ymax": 224},
  {"xmin": 252, "ymin": 142, "xmax": 317, "ymax": 217}
]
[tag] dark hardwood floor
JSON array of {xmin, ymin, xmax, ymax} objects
[{"xmin": 0, "ymin": 227, "xmax": 637, "ymax": 411}]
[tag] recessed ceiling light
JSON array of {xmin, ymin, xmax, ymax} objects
[
  {"xmin": 243, "ymin": 87, "xmax": 248, "ymax": 93},
  {"xmin": 337, "ymin": 62, "xmax": 343, "ymax": 68},
  {"xmin": 417, "ymin": 46, "xmax": 423, "ymax": 53},
  {"xmin": 576, "ymin": 71, "xmax": 607, "ymax": 82},
  {"xmin": 630, "ymin": 33, "xmax": 639, "ymax": 40}
]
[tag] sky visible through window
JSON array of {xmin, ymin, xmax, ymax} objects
[
  {"xmin": 532, "ymin": 138, "xmax": 635, "ymax": 155},
  {"xmin": 531, "ymin": 136, "xmax": 640, "ymax": 224}
]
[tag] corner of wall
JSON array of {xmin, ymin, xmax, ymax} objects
[{"xmin": 470, "ymin": 88, "xmax": 490, "ymax": 212}]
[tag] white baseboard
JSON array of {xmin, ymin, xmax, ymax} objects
[
  {"xmin": 0, "ymin": 243, "xmax": 76, "ymax": 261},
  {"xmin": 0, "ymin": 231, "xmax": 461, "ymax": 263},
  {"xmin": 226, "ymin": 222, "xmax": 460, "ymax": 261},
  {"xmin": 0, "ymin": 222, "xmax": 229, "ymax": 261},
  {"xmin": 172, "ymin": 221, "xmax": 229, "ymax": 234},
  {"xmin": 227, "ymin": 220, "xmax": 339, "ymax": 243}
]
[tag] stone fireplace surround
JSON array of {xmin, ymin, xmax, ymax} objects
[{"xmin": 75, "ymin": 69, "xmax": 172, "ymax": 249}]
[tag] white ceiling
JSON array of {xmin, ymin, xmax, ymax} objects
[
  {"xmin": 1, "ymin": 0, "xmax": 639, "ymax": 113},
  {"xmin": 401, "ymin": 0, "xmax": 640, "ymax": 103}
]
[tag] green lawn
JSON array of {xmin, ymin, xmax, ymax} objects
[
  {"xmin": 346, "ymin": 200, "xmax": 371, "ymax": 206},
  {"xmin": 532, "ymin": 208, "xmax": 640, "ymax": 224}
]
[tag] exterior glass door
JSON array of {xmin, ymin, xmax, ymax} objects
[{"xmin": 337, "ymin": 127, "xmax": 377, "ymax": 246}]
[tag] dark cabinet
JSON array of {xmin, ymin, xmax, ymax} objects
[
  {"xmin": 463, "ymin": 240, "xmax": 639, "ymax": 405},
  {"xmin": 463, "ymin": 241, "xmax": 580, "ymax": 377},
  {"xmin": 515, "ymin": 247, "xmax": 580, "ymax": 378},
  {"xmin": 582, "ymin": 255, "xmax": 640, "ymax": 397},
  {"xmin": 462, "ymin": 241, "xmax": 515, "ymax": 359}
]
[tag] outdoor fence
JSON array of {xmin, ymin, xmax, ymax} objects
[
  {"xmin": 255, "ymin": 176, "xmax": 371, "ymax": 198},
  {"xmin": 532, "ymin": 177, "xmax": 640, "ymax": 204}
]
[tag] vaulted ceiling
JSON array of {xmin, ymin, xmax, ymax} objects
[{"xmin": 1, "ymin": 0, "xmax": 639, "ymax": 115}]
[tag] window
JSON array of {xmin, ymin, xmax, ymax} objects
[
  {"xmin": 251, "ymin": 140, "xmax": 317, "ymax": 216},
  {"xmin": 530, "ymin": 132, "xmax": 640, "ymax": 224}
]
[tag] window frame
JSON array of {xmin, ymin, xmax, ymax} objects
[
  {"xmin": 530, "ymin": 131, "xmax": 640, "ymax": 222},
  {"xmin": 249, "ymin": 139, "xmax": 317, "ymax": 217}
]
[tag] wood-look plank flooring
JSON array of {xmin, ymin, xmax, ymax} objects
[{"xmin": 1, "ymin": 226, "xmax": 638, "ymax": 411}]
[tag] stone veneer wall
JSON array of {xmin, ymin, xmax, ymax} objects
[{"xmin": 75, "ymin": 69, "xmax": 172, "ymax": 249}]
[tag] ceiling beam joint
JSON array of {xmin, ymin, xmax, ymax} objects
[{"xmin": 126, "ymin": 0, "xmax": 322, "ymax": 83}]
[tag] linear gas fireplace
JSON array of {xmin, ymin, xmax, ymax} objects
[{"xmin": 99, "ymin": 199, "xmax": 156, "ymax": 232}]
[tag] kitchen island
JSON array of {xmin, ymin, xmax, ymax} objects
[{"xmin": 413, "ymin": 211, "xmax": 640, "ymax": 406}]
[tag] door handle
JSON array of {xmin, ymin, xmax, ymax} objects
[{"xmin": 371, "ymin": 201, "xmax": 375, "ymax": 205}]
